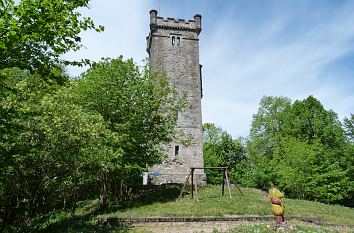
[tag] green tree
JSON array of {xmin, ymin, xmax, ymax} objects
[
  {"xmin": 203, "ymin": 123, "xmax": 225, "ymax": 184},
  {"xmin": 247, "ymin": 96, "xmax": 291, "ymax": 189},
  {"xmin": 0, "ymin": 0, "xmax": 103, "ymax": 80},
  {"xmin": 282, "ymin": 96, "xmax": 352, "ymax": 203},
  {"xmin": 249, "ymin": 96, "xmax": 291, "ymax": 159},
  {"xmin": 73, "ymin": 57, "xmax": 185, "ymax": 205},
  {"xmin": 285, "ymin": 96, "xmax": 344, "ymax": 147},
  {"xmin": 203, "ymin": 122, "xmax": 224, "ymax": 144},
  {"xmin": 343, "ymin": 114, "xmax": 354, "ymax": 142},
  {"xmin": 248, "ymin": 95, "xmax": 354, "ymax": 204},
  {"xmin": 202, "ymin": 123, "xmax": 248, "ymax": 185},
  {"xmin": 0, "ymin": 68, "xmax": 111, "ymax": 229}
]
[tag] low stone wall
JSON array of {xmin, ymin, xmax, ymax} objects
[{"xmin": 103, "ymin": 216, "xmax": 320, "ymax": 224}]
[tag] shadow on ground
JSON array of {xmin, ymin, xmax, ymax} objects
[
  {"xmin": 25, "ymin": 184, "xmax": 183, "ymax": 233},
  {"xmin": 106, "ymin": 183, "xmax": 183, "ymax": 213},
  {"xmin": 33, "ymin": 216, "xmax": 132, "ymax": 233}
]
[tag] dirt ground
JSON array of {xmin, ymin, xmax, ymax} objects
[
  {"xmin": 129, "ymin": 221, "xmax": 354, "ymax": 233},
  {"xmin": 131, "ymin": 222, "xmax": 244, "ymax": 233}
]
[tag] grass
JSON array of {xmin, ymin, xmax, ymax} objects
[
  {"xmin": 212, "ymin": 221, "xmax": 351, "ymax": 233},
  {"xmin": 99, "ymin": 185, "xmax": 354, "ymax": 225},
  {"xmin": 27, "ymin": 185, "xmax": 354, "ymax": 232},
  {"xmin": 129, "ymin": 221, "xmax": 353, "ymax": 233}
]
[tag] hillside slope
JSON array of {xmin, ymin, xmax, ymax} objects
[
  {"xmin": 99, "ymin": 185, "xmax": 354, "ymax": 225},
  {"xmin": 30, "ymin": 185, "xmax": 354, "ymax": 232}
]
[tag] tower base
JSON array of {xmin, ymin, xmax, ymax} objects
[{"xmin": 149, "ymin": 172, "xmax": 206, "ymax": 185}]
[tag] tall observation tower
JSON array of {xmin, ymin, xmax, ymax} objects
[{"xmin": 146, "ymin": 10, "xmax": 206, "ymax": 184}]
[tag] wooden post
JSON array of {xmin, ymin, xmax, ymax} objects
[
  {"xmin": 222, "ymin": 168, "xmax": 225, "ymax": 196},
  {"xmin": 225, "ymin": 168, "xmax": 232, "ymax": 198},
  {"xmin": 235, "ymin": 183, "xmax": 244, "ymax": 196},
  {"xmin": 194, "ymin": 183, "xmax": 199, "ymax": 201},
  {"xmin": 191, "ymin": 168, "xmax": 194, "ymax": 198},
  {"xmin": 179, "ymin": 167, "xmax": 235, "ymax": 200},
  {"xmin": 178, "ymin": 171, "xmax": 191, "ymax": 199}
]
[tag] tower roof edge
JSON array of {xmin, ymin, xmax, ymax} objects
[{"xmin": 150, "ymin": 9, "xmax": 158, "ymax": 14}]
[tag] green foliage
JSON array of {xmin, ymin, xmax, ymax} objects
[
  {"xmin": 0, "ymin": 68, "xmax": 112, "ymax": 230},
  {"xmin": 0, "ymin": 1, "xmax": 185, "ymax": 229},
  {"xmin": 70, "ymin": 56, "xmax": 184, "ymax": 207},
  {"xmin": 95, "ymin": 186, "xmax": 353, "ymax": 225},
  {"xmin": 284, "ymin": 96, "xmax": 345, "ymax": 147},
  {"xmin": 75, "ymin": 57, "xmax": 183, "ymax": 169},
  {"xmin": 0, "ymin": 55, "xmax": 183, "ymax": 230},
  {"xmin": 203, "ymin": 123, "xmax": 249, "ymax": 185},
  {"xmin": 272, "ymin": 138, "xmax": 317, "ymax": 199},
  {"xmin": 0, "ymin": 1, "xmax": 109, "ymax": 229},
  {"xmin": 343, "ymin": 114, "xmax": 354, "ymax": 142},
  {"xmin": 248, "ymin": 96, "xmax": 354, "ymax": 205},
  {"xmin": 0, "ymin": 0, "xmax": 103, "ymax": 80},
  {"xmin": 249, "ymin": 96, "xmax": 291, "ymax": 159},
  {"xmin": 20, "ymin": 186, "xmax": 354, "ymax": 231}
]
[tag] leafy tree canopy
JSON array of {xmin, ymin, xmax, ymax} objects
[
  {"xmin": 249, "ymin": 96, "xmax": 291, "ymax": 159},
  {"xmin": 202, "ymin": 123, "xmax": 247, "ymax": 184},
  {"xmin": 74, "ymin": 56, "xmax": 185, "ymax": 171},
  {"xmin": 0, "ymin": 0, "xmax": 103, "ymax": 80},
  {"xmin": 0, "ymin": 68, "xmax": 111, "ymax": 228},
  {"xmin": 343, "ymin": 114, "xmax": 354, "ymax": 142},
  {"xmin": 248, "ymin": 95, "xmax": 353, "ymax": 204},
  {"xmin": 0, "ymin": 57, "xmax": 186, "ymax": 229}
]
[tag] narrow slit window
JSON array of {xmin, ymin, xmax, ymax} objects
[
  {"xmin": 175, "ymin": 146, "xmax": 179, "ymax": 156},
  {"xmin": 176, "ymin": 37, "xmax": 180, "ymax": 47},
  {"xmin": 172, "ymin": 36, "xmax": 175, "ymax": 46}
]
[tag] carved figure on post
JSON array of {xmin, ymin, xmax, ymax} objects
[{"xmin": 268, "ymin": 184, "xmax": 285, "ymax": 224}]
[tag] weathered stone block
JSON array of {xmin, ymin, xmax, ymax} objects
[{"xmin": 146, "ymin": 10, "xmax": 206, "ymax": 185}]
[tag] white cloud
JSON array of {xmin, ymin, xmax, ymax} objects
[
  {"xmin": 62, "ymin": 0, "xmax": 151, "ymax": 76},
  {"xmin": 201, "ymin": 1, "xmax": 354, "ymax": 137},
  {"xmin": 63, "ymin": 0, "xmax": 354, "ymax": 137}
]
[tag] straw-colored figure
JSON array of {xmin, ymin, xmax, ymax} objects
[{"xmin": 268, "ymin": 184, "xmax": 285, "ymax": 224}]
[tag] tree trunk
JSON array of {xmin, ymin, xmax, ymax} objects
[{"xmin": 100, "ymin": 173, "xmax": 108, "ymax": 209}]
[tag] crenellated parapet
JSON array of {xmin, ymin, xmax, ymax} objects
[
  {"xmin": 149, "ymin": 9, "xmax": 202, "ymax": 34},
  {"xmin": 147, "ymin": 10, "xmax": 205, "ymax": 185}
]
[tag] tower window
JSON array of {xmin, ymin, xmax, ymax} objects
[
  {"xmin": 176, "ymin": 37, "xmax": 180, "ymax": 47},
  {"xmin": 172, "ymin": 36, "xmax": 175, "ymax": 46},
  {"xmin": 175, "ymin": 145, "xmax": 179, "ymax": 156}
]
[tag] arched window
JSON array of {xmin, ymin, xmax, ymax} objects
[
  {"xmin": 175, "ymin": 145, "xmax": 180, "ymax": 156},
  {"xmin": 172, "ymin": 36, "xmax": 175, "ymax": 46},
  {"xmin": 176, "ymin": 37, "xmax": 180, "ymax": 47}
]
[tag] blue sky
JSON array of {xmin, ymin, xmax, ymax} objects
[{"xmin": 63, "ymin": 0, "xmax": 354, "ymax": 137}]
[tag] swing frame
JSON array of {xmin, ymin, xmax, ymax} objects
[{"xmin": 179, "ymin": 167, "xmax": 243, "ymax": 200}]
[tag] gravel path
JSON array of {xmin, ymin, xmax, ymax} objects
[
  {"xmin": 132, "ymin": 222, "xmax": 245, "ymax": 233},
  {"xmin": 130, "ymin": 221, "xmax": 354, "ymax": 233}
]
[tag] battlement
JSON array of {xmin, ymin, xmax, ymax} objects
[
  {"xmin": 147, "ymin": 10, "xmax": 205, "ymax": 185},
  {"xmin": 150, "ymin": 9, "xmax": 201, "ymax": 34}
]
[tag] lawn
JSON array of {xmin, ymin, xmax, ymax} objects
[
  {"xmin": 99, "ymin": 185, "xmax": 354, "ymax": 225},
  {"xmin": 28, "ymin": 185, "xmax": 354, "ymax": 232}
]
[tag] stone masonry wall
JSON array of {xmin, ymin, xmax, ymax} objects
[{"xmin": 147, "ymin": 10, "xmax": 206, "ymax": 184}]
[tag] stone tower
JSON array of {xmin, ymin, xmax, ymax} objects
[{"xmin": 146, "ymin": 10, "xmax": 206, "ymax": 184}]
